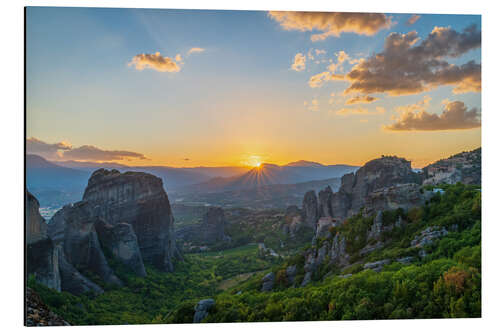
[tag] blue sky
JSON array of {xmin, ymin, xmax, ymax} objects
[{"xmin": 26, "ymin": 7, "xmax": 481, "ymax": 167}]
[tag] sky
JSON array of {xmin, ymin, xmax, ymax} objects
[{"xmin": 26, "ymin": 7, "xmax": 481, "ymax": 168}]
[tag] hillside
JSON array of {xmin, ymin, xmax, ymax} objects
[{"xmin": 165, "ymin": 183, "xmax": 481, "ymax": 322}]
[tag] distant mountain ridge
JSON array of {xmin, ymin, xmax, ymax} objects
[{"xmin": 182, "ymin": 163, "xmax": 359, "ymax": 194}]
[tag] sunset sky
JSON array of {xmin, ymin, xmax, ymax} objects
[{"xmin": 26, "ymin": 7, "xmax": 481, "ymax": 168}]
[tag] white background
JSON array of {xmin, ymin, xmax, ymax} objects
[{"xmin": 0, "ymin": 0, "xmax": 498, "ymax": 332}]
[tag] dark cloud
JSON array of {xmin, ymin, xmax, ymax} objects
[
  {"xmin": 129, "ymin": 52, "xmax": 180, "ymax": 72},
  {"xmin": 63, "ymin": 145, "xmax": 147, "ymax": 161},
  {"xmin": 328, "ymin": 25, "xmax": 480, "ymax": 96},
  {"xmin": 26, "ymin": 137, "xmax": 147, "ymax": 162},
  {"xmin": 268, "ymin": 12, "xmax": 392, "ymax": 41},
  {"xmin": 27, "ymin": 137, "xmax": 72, "ymax": 160},
  {"xmin": 385, "ymin": 100, "xmax": 481, "ymax": 131}
]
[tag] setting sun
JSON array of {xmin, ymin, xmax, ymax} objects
[{"xmin": 244, "ymin": 155, "xmax": 263, "ymax": 168}]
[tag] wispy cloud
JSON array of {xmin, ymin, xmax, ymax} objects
[
  {"xmin": 187, "ymin": 47, "xmax": 205, "ymax": 55},
  {"xmin": 406, "ymin": 14, "xmax": 421, "ymax": 26},
  {"xmin": 334, "ymin": 106, "xmax": 385, "ymax": 116},
  {"xmin": 129, "ymin": 52, "xmax": 180, "ymax": 72},
  {"xmin": 268, "ymin": 11, "xmax": 392, "ymax": 41}
]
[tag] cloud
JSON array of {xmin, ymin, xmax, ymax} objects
[
  {"xmin": 268, "ymin": 11, "xmax": 392, "ymax": 41},
  {"xmin": 304, "ymin": 98, "xmax": 319, "ymax": 111},
  {"xmin": 129, "ymin": 52, "xmax": 180, "ymax": 72},
  {"xmin": 175, "ymin": 53, "xmax": 183, "ymax": 62},
  {"xmin": 187, "ymin": 47, "xmax": 205, "ymax": 55},
  {"xmin": 337, "ymin": 25, "xmax": 481, "ymax": 96},
  {"xmin": 385, "ymin": 100, "xmax": 480, "ymax": 131},
  {"xmin": 291, "ymin": 53, "xmax": 306, "ymax": 71},
  {"xmin": 315, "ymin": 49, "xmax": 326, "ymax": 55},
  {"xmin": 334, "ymin": 106, "xmax": 385, "ymax": 116},
  {"xmin": 406, "ymin": 14, "xmax": 421, "ymax": 26},
  {"xmin": 308, "ymin": 71, "xmax": 344, "ymax": 88},
  {"xmin": 63, "ymin": 145, "xmax": 147, "ymax": 161},
  {"xmin": 27, "ymin": 137, "xmax": 72, "ymax": 160},
  {"xmin": 345, "ymin": 95, "xmax": 378, "ymax": 105},
  {"xmin": 26, "ymin": 137, "xmax": 148, "ymax": 162}
]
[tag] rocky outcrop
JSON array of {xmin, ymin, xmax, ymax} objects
[
  {"xmin": 26, "ymin": 192, "xmax": 61, "ymax": 291},
  {"xmin": 26, "ymin": 192, "xmax": 48, "ymax": 244},
  {"xmin": 42, "ymin": 169, "xmax": 182, "ymax": 295},
  {"xmin": 261, "ymin": 272, "xmax": 275, "ymax": 292},
  {"xmin": 193, "ymin": 299, "xmax": 215, "ymax": 323},
  {"xmin": 82, "ymin": 169, "xmax": 180, "ymax": 272},
  {"xmin": 302, "ymin": 190, "xmax": 319, "ymax": 228},
  {"xmin": 334, "ymin": 156, "xmax": 421, "ymax": 219},
  {"xmin": 26, "ymin": 237, "xmax": 61, "ymax": 292},
  {"xmin": 315, "ymin": 217, "xmax": 337, "ymax": 239},
  {"xmin": 363, "ymin": 183, "xmax": 429, "ymax": 216},
  {"xmin": 59, "ymin": 201, "xmax": 122, "ymax": 287},
  {"xmin": 423, "ymin": 148, "xmax": 481, "ymax": 185},
  {"xmin": 363, "ymin": 259, "xmax": 391, "ymax": 272},
  {"xmin": 200, "ymin": 207, "xmax": 229, "ymax": 244},
  {"xmin": 282, "ymin": 205, "xmax": 308, "ymax": 236},
  {"xmin": 95, "ymin": 221, "xmax": 146, "ymax": 277},
  {"xmin": 57, "ymin": 247, "xmax": 104, "ymax": 295},
  {"xmin": 411, "ymin": 226, "xmax": 448, "ymax": 248},
  {"xmin": 25, "ymin": 288, "xmax": 70, "ymax": 326},
  {"xmin": 286, "ymin": 265, "xmax": 297, "ymax": 285},
  {"xmin": 318, "ymin": 186, "xmax": 334, "ymax": 218}
]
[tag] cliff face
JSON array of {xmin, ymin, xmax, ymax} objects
[
  {"xmin": 26, "ymin": 192, "xmax": 48, "ymax": 244},
  {"xmin": 37, "ymin": 169, "xmax": 181, "ymax": 295},
  {"xmin": 289, "ymin": 156, "xmax": 425, "ymax": 287},
  {"xmin": 82, "ymin": 169, "xmax": 179, "ymax": 272},
  {"xmin": 26, "ymin": 192, "xmax": 61, "ymax": 291},
  {"xmin": 337, "ymin": 156, "xmax": 421, "ymax": 218},
  {"xmin": 423, "ymin": 148, "xmax": 481, "ymax": 185}
]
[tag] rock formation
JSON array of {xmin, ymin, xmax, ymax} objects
[
  {"xmin": 261, "ymin": 272, "xmax": 275, "ymax": 292},
  {"xmin": 37, "ymin": 169, "xmax": 181, "ymax": 295},
  {"xmin": 282, "ymin": 205, "xmax": 306, "ymax": 236},
  {"xmin": 302, "ymin": 190, "xmax": 319, "ymax": 228},
  {"xmin": 294, "ymin": 156, "xmax": 426, "ymax": 285},
  {"xmin": 82, "ymin": 169, "xmax": 180, "ymax": 272},
  {"xmin": 200, "ymin": 207, "xmax": 229, "ymax": 244},
  {"xmin": 318, "ymin": 186, "xmax": 334, "ymax": 218},
  {"xmin": 95, "ymin": 221, "xmax": 146, "ymax": 277},
  {"xmin": 57, "ymin": 201, "xmax": 122, "ymax": 287},
  {"xmin": 26, "ymin": 192, "xmax": 61, "ymax": 291},
  {"xmin": 193, "ymin": 299, "xmax": 215, "ymax": 323},
  {"xmin": 423, "ymin": 148, "xmax": 481, "ymax": 185}
]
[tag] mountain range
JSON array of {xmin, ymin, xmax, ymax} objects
[{"xmin": 26, "ymin": 154, "xmax": 359, "ymax": 212}]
